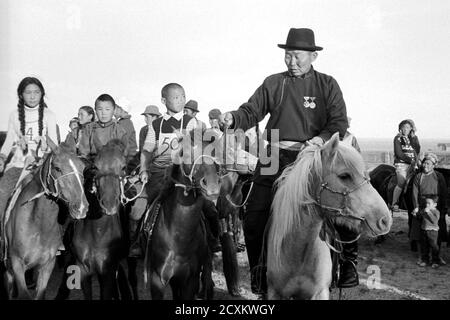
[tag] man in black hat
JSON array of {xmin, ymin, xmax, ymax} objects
[
  {"xmin": 220, "ymin": 28, "xmax": 358, "ymax": 295},
  {"xmin": 184, "ymin": 100, "xmax": 207, "ymax": 131}
]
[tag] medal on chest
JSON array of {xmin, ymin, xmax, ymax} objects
[{"xmin": 303, "ymin": 96, "xmax": 316, "ymax": 109}]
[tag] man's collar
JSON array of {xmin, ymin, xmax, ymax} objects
[{"xmin": 163, "ymin": 111, "xmax": 183, "ymax": 121}]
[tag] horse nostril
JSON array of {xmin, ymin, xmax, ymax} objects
[{"xmin": 377, "ymin": 215, "xmax": 391, "ymax": 230}]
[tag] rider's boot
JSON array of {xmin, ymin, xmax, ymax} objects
[
  {"xmin": 391, "ymin": 185, "xmax": 403, "ymax": 212},
  {"xmin": 337, "ymin": 240, "xmax": 359, "ymax": 288},
  {"xmin": 128, "ymin": 219, "xmax": 143, "ymax": 258},
  {"xmin": 250, "ymin": 265, "xmax": 267, "ymax": 296}
]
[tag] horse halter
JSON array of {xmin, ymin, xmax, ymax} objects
[
  {"xmin": 174, "ymin": 154, "xmax": 221, "ymax": 197},
  {"xmin": 315, "ymin": 175, "xmax": 377, "ymax": 243},
  {"xmin": 32, "ymin": 154, "xmax": 85, "ymax": 203}
]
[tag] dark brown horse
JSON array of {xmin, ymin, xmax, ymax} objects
[
  {"xmin": 144, "ymin": 129, "xmax": 221, "ymax": 300},
  {"xmin": 3, "ymin": 139, "xmax": 88, "ymax": 299},
  {"xmin": 67, "ymin": 139, "xmax": 132, "ymax": 300}
]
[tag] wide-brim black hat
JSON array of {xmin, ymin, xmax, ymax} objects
[
  {"xmin": 278, "ymin": 28, "xmax": 323, "ymax": 51},
  {"xmin": 184, "ymin": 100, "xmax": 199, "ymax": 112}
]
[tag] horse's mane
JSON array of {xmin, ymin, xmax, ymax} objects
[
  {"xmin": 96, "ymin": 139, "xmax": 126, "ymax": 161},
  {"xmin": 268, "ymin": 143, "xmax": 364, "ymax": 271}
]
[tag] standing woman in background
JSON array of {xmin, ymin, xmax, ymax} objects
[
  {"xmin": 65, "ymin": 105, "xmax": 95, "ymax": 155},
  {"xmin": 0, "ymin": 77, "xmax": 59, "ymax": 222},
  {"xmin": 391, "ymin": 119, "xmax": 421, "ymax": 212}
]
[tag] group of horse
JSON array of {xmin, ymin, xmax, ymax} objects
[
  {"xmin": 0, "ymin": 130, "xmax": 247, "ymax": 300},
  {"xmin": 0, "ymin": 130, "xmax": 397, "ymax": 300}
]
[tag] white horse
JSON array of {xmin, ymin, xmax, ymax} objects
[{"xmin": 267, "ymin": 133, "xmax": 392, "ymax": 299}]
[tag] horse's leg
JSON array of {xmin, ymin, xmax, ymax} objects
[
  {"xmin": 200, "ymin": 254, "xmax": 214, "ymax": 300},
  {"xmin": 54, "ymin": 254, "xmax": 76, "ymax": 300},
  {"xmin": 180, "ymin": 274, "xmax": 201, "ymax": 300},
  {"xmin": 80, "ymin": 273, "xmax": 93, "ymax": 300},
  {"xmin": 127, "ymin": 257, "xmax": 139, "ymax": 300},
  {"xmin": 99, "ymin": 271, "xmax": 116, "ymax": 300},
  {"xmin": 150, "ymin": 272, "xmax": 165, "ymax": 300},
  {"xmin": 311, "ymin": 288, "xmax": 330, "ymax": 300},
  {"xmin": 4, "ymin": 268, "xmax": 15, "ymax": 299},
  {"xmin": 267, "ymin": 287, "xmax": 283, "ymax": 300},
  {"xmin": 10, "ymin": 257, "xmax": 31, "ymax": 299},
  {"xmin": 34, "ymin": 257, "xmax": 56, "ymax": 300},
  {"xmin": 117, "ymin": 263, "xmax": 132, "ymax": 300},
  {"xmin": 169, "ymin": 278, "xmax": 182, "ymax": 300}
]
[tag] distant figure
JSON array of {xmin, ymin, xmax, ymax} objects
[
  {"xmin": 115, "ymin": 104, "xmax": 138, "ymax": 171},
  {"xmin": 391, "ymin": 119, "xmax": 421, "ymax": 212},
  {"xmin": 139, "ymin": 105, "xmax": 161, "ymax": 154},
  {"xmin": 184, "ymin": 100, "xmax": 206, "ymax": 131},
  {"xmin": 342, "ymin": 116, "xmax": 361, "ymax": 153},
  {"xmin": 208, "ymin": 108, "xmax": 222, "ymax": 130},
  {"xmin": 410, "ymin": 152, "xmax": 447, "ymax": 266},
  {"xmin": 412, "ymin": 195, "xmax": 443, "ymax": 268},
  {"xmin": 65, "ymin": 106, "xmax": 95, "ymax": 154},
  {"xmin": 69, "ymin": 117, "xmax": 79, "ymax": 132}
]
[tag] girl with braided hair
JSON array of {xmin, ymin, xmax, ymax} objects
[{"xmin": 0, "ymin": 77, "xmax": 58, "ymax": 222}]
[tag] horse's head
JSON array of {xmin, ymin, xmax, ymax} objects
[
  {"xmin": 318, "ymin": 133, "xmax": 392, "ymax": 237},
  {"xmin": 93, "ymin": 139, "xmax": 127, "ymax": 215},
  {"xmin": 46, "ymin": 137, "xmax": 88, "ymax": 219},
  {"xmin": 173, "ymin": 128, "xmax": 221, "ymax": 201}
]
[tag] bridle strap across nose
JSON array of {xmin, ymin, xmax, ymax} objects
[
  {"xmin": 24, "ymin": 154, "xmax": 84, "ymax": 204},
  {"xmin": 314, "ymin": 176, "xmax": 379, "ymax": 245},
  {"xmin": 175, "ymin": 154, "xmax": 221, "ymax": 196}
]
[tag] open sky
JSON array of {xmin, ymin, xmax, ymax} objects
[{"xmin": 1, "ymin": 0, "xmax": 449, "ymax": 140}]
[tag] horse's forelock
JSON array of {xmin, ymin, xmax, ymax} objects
[{"xmin": 330, "ymin": 145, "xmax": 365, "ymax": 176}]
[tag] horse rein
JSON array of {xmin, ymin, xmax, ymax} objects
[
  {"xmin": 24, "ymin": 154, "xmax": 84, "ymax": 204},
  {"xmin": 174, "ymin": 154, "xmax": 222, "ymax": 197}
]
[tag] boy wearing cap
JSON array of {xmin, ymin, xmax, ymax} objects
[
  {"xmin": 139, "ymin": 105, "xmax": 161, "ymax": 154},
  {"xmin": 127, "ymin": 105, "xmax": 162, "ymax": 256}
]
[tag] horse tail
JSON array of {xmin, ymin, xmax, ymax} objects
[{"xmin": 116, "ymin": 263, "xmax": 132, "ymax": 300}]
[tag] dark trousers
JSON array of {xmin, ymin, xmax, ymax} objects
[
  {"xmin": 243, "ymin": 148, "xmax": 299, "ymax": 275},
  {"xmin": 420, "ymin": 229, "xmax": 440, "ymax": 263}
]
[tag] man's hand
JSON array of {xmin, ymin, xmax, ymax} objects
[
  {"xmin": 412, "ymin": 207, "xmax": 419, "ymax": 216},
  {"xmin": 219, "ymin": 112, "xmax": 234, "ymax": 129},
  {"xmin": 307, "ymin": 136, "xmax": 325, "ymax": 146},
  {"xmin": 140, "ymin": 170, "xmax": 149, "ymax": 184}
]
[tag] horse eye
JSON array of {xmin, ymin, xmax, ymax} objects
[
  {"xmin": 338, "ymin": 173, "xmax": 352, "ymax": 180},
  {"xmin": 54, "ymin": 166, "xmax": 62, "ymax": 173}
]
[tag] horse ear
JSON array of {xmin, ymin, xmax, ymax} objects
[
  {"xmin": 321, "ymin": 132, "xmax": 340, "ymax": 157},
  {"xmin": 46, "ymin": 135, "xmax": 58, "ymax": 152}
]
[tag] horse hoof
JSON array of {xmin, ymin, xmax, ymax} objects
[{"xmin": 228, "ymin": 288, "xmax": 241, "ymax": 297}]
